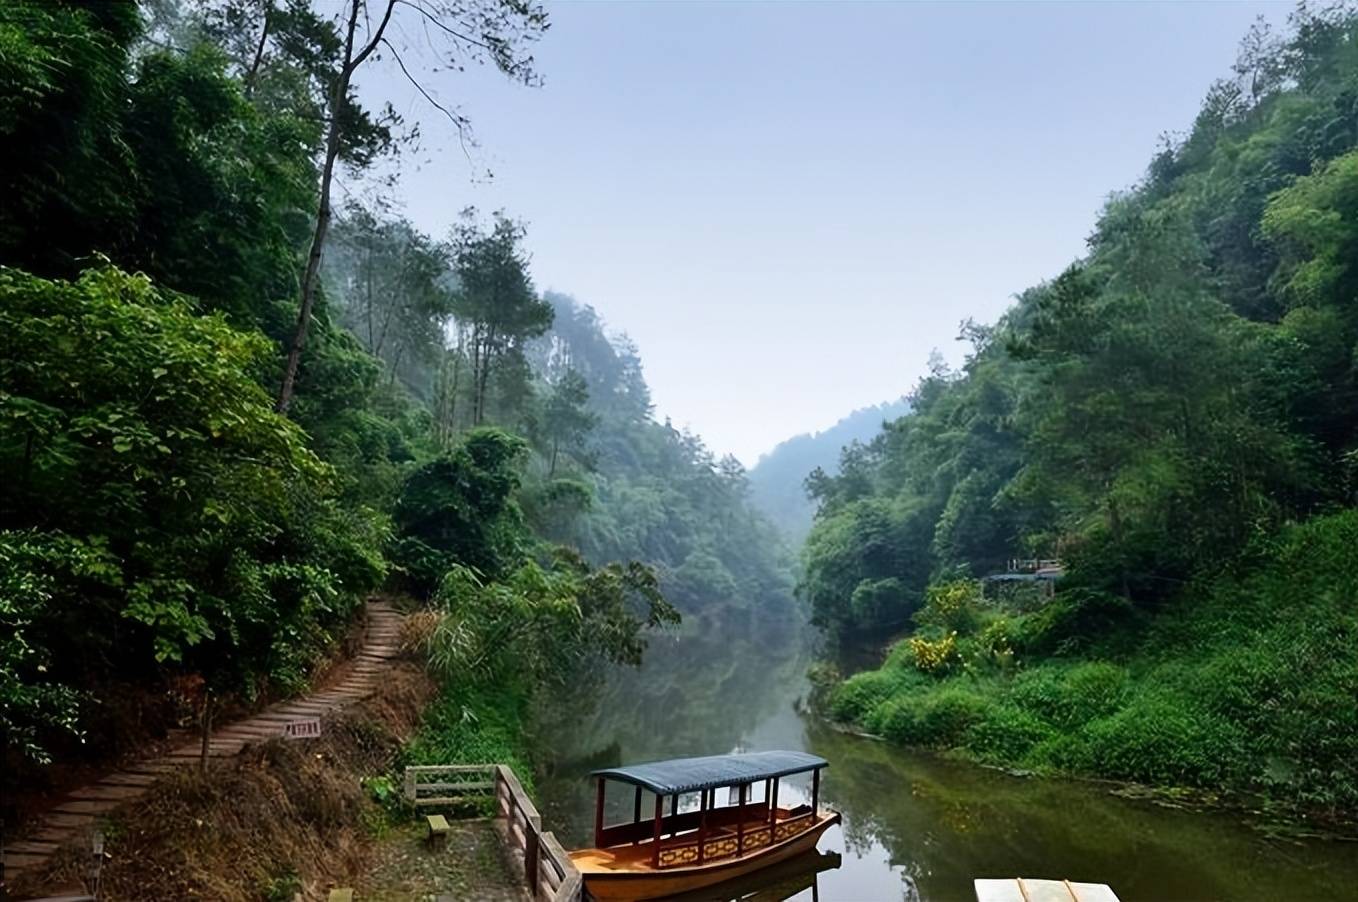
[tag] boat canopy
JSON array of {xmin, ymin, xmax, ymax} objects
[{"xmin": 591, "ymin": 750, "xmax": 827, "ymax": 796}]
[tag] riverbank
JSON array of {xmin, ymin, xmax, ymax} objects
[{"xmin": 821, "ymin": 510, "xmax": 1358, "ymax": 829}]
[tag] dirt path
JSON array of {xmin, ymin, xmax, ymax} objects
[{"xmin": 1, "ymin": 600, "xmax": 403, "ymax": 891}]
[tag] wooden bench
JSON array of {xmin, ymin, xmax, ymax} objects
[{"xmin": 426, "ymin": 813, "xmax": 450, "ymax": 844}]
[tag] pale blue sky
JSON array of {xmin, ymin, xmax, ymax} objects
[{"xmin": 358, "ymin": 0, "xmax": 1286, "ymax": 465}]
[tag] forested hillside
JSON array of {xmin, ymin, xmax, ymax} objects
[
  {"xmin": 747, "ymin": 397, "xmax": 910, "ymax": 543},
  {"xmin": 808, "ymin": 5, "xmax": 1358, "ymax": 818},
  {"xmin": 0, "ymin": 0, "xmax": 792, "ymax": 819}
]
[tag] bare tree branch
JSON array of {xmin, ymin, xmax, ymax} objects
[
  {"xmin": 351, "ymin": 0, "xmax": 398, "ymax": 72},
  {"xmin": 381, "ymin": 37, "xmax": 476, "ymax": 165},
  {"xmin": 395, "ymin": 0, "xmax": 506, "ymax": 60}
]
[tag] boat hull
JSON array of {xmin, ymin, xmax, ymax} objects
[{"xmin": 573, "ymin": 811, "xmax": 840, "ymax": 901}]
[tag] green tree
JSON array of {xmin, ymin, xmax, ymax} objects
[
  {"xmin": 540, "ymin": 369, "xmax": 598, "ymax": 476},
  {"xmin": 0, "ymin": 0, "xmax": 140, "ymax": 275},
  {"xmin": 392, "ymin": 427, "xmax": 530, "ymax": 594},
  {"xmin": 273, "ymin": 0, "xmax": 549, "ymax": 412},
  {"xmin": 0, "ymin": 266, "xmax": 384, "ymax": 762},
  {"xmin": 449, "ymin": 211, "xmax": 555, "ymax": 425}
]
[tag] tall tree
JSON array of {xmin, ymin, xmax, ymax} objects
[
  {"xmin": 273, "ymin": 0, "xmax": 548, "ymax": 412},
  {"xmin": 449, "ymin": 211, "xmax": 554, "ymax": 425},
  {"xmin": 541, "ymin": 369, "xmax": 597, "ymax": 476}
]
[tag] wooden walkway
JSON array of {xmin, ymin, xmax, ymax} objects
[{"xmin": 2, "ymin": 600, "xmax": 403, "ymax": 888}]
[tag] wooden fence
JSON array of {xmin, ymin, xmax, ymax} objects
[{"xmin": 404, "ymin": 763, "xmax": 583, "ymax": 902}]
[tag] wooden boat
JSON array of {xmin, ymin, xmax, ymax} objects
[{"xmin": 569, "ymin": 750, "xmax": 841, "ymax": 901}]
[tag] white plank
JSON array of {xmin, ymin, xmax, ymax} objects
[{"xmin": 974, "ymin": 878, "xmax": 1120, "ymax": 902}]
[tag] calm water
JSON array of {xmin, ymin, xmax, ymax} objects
[{"xmin": 537, "ymin": 625, "xmax": 1358, "ymax": 902}]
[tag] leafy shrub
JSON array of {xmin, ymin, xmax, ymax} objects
[
  {"xmin": 1070, "ymin": 693, "xmax": 1246, "ymax": 787},
  {"xmin": 872, "ymin": 686, "xmax": 992, "ymax": 746},
  {"xmin": 1009, "ymin": 590, "xmax": 1141, "ymax": 657},
  {"xmin": 908, "ymin": 632, "xmax": 959, "ymax": 674},
  {"xmin": 1009, "ymin": 662, "xmax": 1128, "ymax": 729},
  {"xmin": 915, "ymin": 579, "xmax": 986, "ymax": 634},
  {"xmin": 830, "ymin": 667, "xmax": 925, "ymax": 723},
  {"xmin": 260, "ymin": 868, "xmax": 302, "ymax": 902},
  {"xmin": 976, "ymin": 617, "xmax": 1017, "ymax": 670},
  {"xmin": 964, "ymin": 704, "xmax": 1055, "ymax": 763}
]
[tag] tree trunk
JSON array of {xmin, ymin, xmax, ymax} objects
[
  {"xmin": 447, "ymin": 330, "xmax": 464, "ymax": 444},
  {"xmin": 277, "ymin": 0, "xmax": 396, "ymax": 413},
  {"xmin": 276, "ymin": 14, "xmax": 355, "ymax": 413},
  {"xmin": 244, "ymin": 0, "xmax": 274, "ymax": 97}
]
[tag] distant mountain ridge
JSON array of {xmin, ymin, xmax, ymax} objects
[{"xmin": 747, "ymin": 397, "xmax": 911, "ymax": 544}]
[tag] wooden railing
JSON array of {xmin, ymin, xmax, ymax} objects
[
  {"xmin": 403, "ymin": 763, "xmax": 582, "ymax": 902},
  {"xmin": 1007, "ymin": 558, "xmax": 1063, "ymax": 573},
  {"xmin": 655, "ymin": 811, "xmax": 816, "ymax": 869},
  {"xmin": 403, "ymin": 763, "xmax": 497, "ymax": 807}
]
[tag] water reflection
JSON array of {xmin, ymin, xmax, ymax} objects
[
  {"xmin": 806, "ymin": 725, "xmax": 1358, "ymax": 901},
  {"xmin": 537, "ymin": 616, "xmax": 1358, "ymax": 902},
  {"xmin": 658, "ymin": 851, "xmax": 844, "ymax": 902}
]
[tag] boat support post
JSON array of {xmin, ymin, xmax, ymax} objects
[
  {"xmin": 651, "ymin": 793, "xmax": 664, "ymax": 868},
  {"xmin": 594, "ymin": 777, "xmax": 605, "ymax": 848},
  {"xmin": 736, "ymin": 782, "xmax": 747, "ymax": 855},
  {"xmin": 697, "ymin": 788, "xmax": 708, "ymax": 863}
]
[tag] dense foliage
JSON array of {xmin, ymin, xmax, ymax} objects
[
  {"xmin": 0, "ymin": 1, "xmax": 798, "ymax": 805},
  {"xmin": 0, "ymin": 269, "xmax": 385, "ymax": 731},
  {"xmin": 809, "ymin": 6, "xmax": 1358, "ymax": 814},
  {"xmin": 828, "ymin": 512, "xmax": 1358, "ymax": 813}
]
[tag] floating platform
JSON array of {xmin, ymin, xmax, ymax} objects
[{"xmin": 975, "ymin": 877, "xmax": 1120, "ymax": 902}]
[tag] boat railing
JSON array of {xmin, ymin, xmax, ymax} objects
[
  {"xmin": 403, "ymin": 763, "xmax": 582, "ymax": 902},
  {"xmin": 655, "ymin": 809, "xmax": 816, "ymax": 869}
]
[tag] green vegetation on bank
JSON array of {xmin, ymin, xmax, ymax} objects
[
  {"xmin": 807, "ymin": 5, "xmax": 1358, "ymax": 818},
  {"xmin": 827, "ymin": 511, "xmax": 1358, "ymax": 813}
]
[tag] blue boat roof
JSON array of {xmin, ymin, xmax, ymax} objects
[{"xmin": 592, "ymin": 750, "xmax": 827, "ymax": 795}]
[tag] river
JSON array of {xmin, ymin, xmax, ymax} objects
[{"xmin": 535, "ymin": 620, "xmax": 1358, "ymax": 902}]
